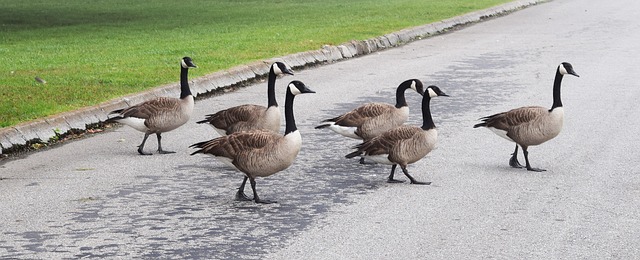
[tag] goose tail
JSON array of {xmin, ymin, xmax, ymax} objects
[
  {"xmin": 314, "ymin": 123, "xmax": 331, "ymax": 129},
  {"xmin": 473, "ymin": 122, "xmax": 487, "ymax": 128},
  {"xmin": 345, "ymin": 149, "xmax": 363, "ymax": 159},
  {"xmin": 104, "ymin": 116, "xmax": 125, "ymax": 124}
]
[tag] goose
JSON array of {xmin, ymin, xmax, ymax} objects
[
  {"xmin": 473, "ymin": 62, "xmax": 579, "ymax": 171},
  {"xmin": 190, "ymin": 80, "xmax": 315, "ymax": 204},
  {"xmin": 345, "ymin": 85, "xmax": 448, "ymax": 185},
  {"xmin": 315, "ymin": 79, "xmax": 425, "ymax": 141},
  {"xmin": 196, "ymin": 62, "xmax": 294, "ymax": 135},
  {"xmin": 105, "ymin": 57, "xmax": 197, "ymax": 155}
]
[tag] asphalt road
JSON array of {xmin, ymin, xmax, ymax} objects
[{"xmin": 2, "ymin": 0, "xmax": 640, "ymax": 259}]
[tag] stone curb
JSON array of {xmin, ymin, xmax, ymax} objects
[{"xmin": 0, "ymin": 0, "xmax": 544, "ymax": 155}]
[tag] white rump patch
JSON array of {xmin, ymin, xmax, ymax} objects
[
  {"xmin": 327, "ymin": 123, "xmax": 361, "ymax": 139},
  {"xmin": 488, "ymin": 127, "xmax": 514, "ymax": 142},
  {"xmin": 115, "ymin": 117, "xmax": 148, "ymax": 133},
  {"xmin": 364, "ymin": 154, "xmax": 394, "ymax": 165}
]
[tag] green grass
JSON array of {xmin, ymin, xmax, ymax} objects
[{"xmin": 0, "ymin": 0, "xmax": 511, "ymax": 128}]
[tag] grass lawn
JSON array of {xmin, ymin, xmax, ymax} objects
[{"xmin": 0, "ymin": 0, "xmax": 511, "ymax": 128}]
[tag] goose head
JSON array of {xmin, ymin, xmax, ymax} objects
[
  {"xmin": 426, "ymin": 85, "xmax": 448, "ymax": 98},
  {"xmin": 287, "ymin": 80, "xmax": 316, "ymax": 95},
  {"xmin": 559, "ymin": 62, "xmax": 579, "ymax": 77},
  {"xmin": 181, "ymin": 57, "xmax": 197, "ymax": 68},
  {"xmin": 272, "ymin": 62, "xmax": 295, "ymax": 76},
  {"xmin": 403, "ymin": 79, "xmax": 425, "ymax": 96}
]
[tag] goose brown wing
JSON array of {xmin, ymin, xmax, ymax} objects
[
  {"xmin": 119, "ymin": 97, "xmax": 179, "ymax": 119},
  {"xmin": 482, "ymin": 106, "xmax": 547, "ymax": 130},
  {"xmin": 358, "ymin": 125, "xmax": 420, "ymax": 156},
  {"xmin": 331, "ymin": 103, "xmax": 393, "ymax": 127},
  {"xmin": 203, "ymin": 104, "xmax": 266, "ymax": 130},
  {"xmin": 190, "ymin": 130, "xmax": 278, "ymax": 158}
]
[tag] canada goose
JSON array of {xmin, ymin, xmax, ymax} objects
[
  {"xmin": 190, "ymin": 80, "xmax": 315, "ymax": 204},
  {"xmin": 315, "ymin": 79, "xmax": 425, "ymax": 141},
  {"xmin": 345, "ymin": 85, "xmax": 448, "ymax": 184},
  {"xmin": 473, "ymin": 62, "xmax": 579, "ymax": 171},
  {"xmin": 106, "ymin": 57, "xmax": 197, "ymax": 155},
  {"xmin": 196, "ymin": 62, "xmax": 294, "ymax": 135}
]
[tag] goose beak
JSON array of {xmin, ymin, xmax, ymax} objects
[
  {"xmin": 440, "ymin": 93, "xmax": 450, "ymax": 97},
  {"xmin": 283, "ymin": 67, "xmax": 295, "ymax": 75},
  {"xmin": 301, "ymin": 86, "xmax": 316, "ymax": 94},
  {"xmin": 570, "ymin": 71, "xmax": 579, "ymax": 77}
]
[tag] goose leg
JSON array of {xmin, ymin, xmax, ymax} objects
[
  {"xmin": 522, "ymin": 146, "xmax": 546, "ymax": 172},
  {"xmin": 235, "ymin": 176, "xmax": 252, "ymax": 201},
  {"xmin": 509, "ymin": 145, "xmax": 524, "ymax": 168},
  {"xmin": 401, "ymin": 165, "xmax": 431, "ymax": 185},
  {"xmin": 137, "ymin": 133, "xmax": 153, "ymax": 155},
  {"xmin": 156, "ymin": 133, "xmax": 175, "ymax": 154},
  {"xmin": 387, "ymin": 165, "xmax": 404, "ymax": 183},
  {"xmin": 249, "ymin": 177, "xmax": 276, "ymax": 204}
]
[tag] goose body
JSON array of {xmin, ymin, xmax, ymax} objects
[
  {"xmin": 473, "ymin": 62, "xmax": 579, "ymax": 171},
  {"xmin": 315, "ymin": 79, "xmax": 425, "ymax": 141},
  {"xmin": 197, "ymin": 62, "xmax": 294, "ymax": 135},
  {"xmin": 346, "ymin": 86, "xmax": 448, "ymax": 184},
  {"xmin": 191, "ymin": 81, "xmax": 315, "ymax": 204},
  {"xmin": 106, "ymin": 57, "xmax": 197, "ymax": 155}
]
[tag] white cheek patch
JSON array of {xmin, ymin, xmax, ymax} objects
[
  {"xmin": 273, "ymin": 64, "xmax": 283, "ymax": 75},
  {"xmin": 289, "ymin": 84, "xmax": 302, "ymax": 95},
  {"xmin": 116, "ymin": 117, "xmax": 149, "ymax": 133},
  {"xmin": 181, "ymin": 59, "xmax": 188, "ymax": 68},
  {"xmin": 410, "ymin": 80, "xmax": 417, "ymax": 92},
  {"xmin": 559, "ymin": 64, "xmax": 568, "ymax": 75},
  {"xmin": 427, "ymin": 88, "xmax": 437, "ymax": 98}
]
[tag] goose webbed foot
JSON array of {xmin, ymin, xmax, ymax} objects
[
  {"xmin": 249, "ymin": 177, "xmax": 277, "ymax": 204},
  {"xmin": 155, "ymin": 133, "xmax": 174, "ymax": 154},
  {"xmin": 409, "ymin": 180, "xmax": 432, "ymax": 185},
  {"xmin": 387, "ymin": 165, "xmax": 404, "ymax": 183},
  {"xmin": 401, "ymin": 166, "xmax": 431, "ymax": 185},
  {"xmin": 521, "ymin": 147, "xmax": 546, "ymax": 172},
  {"xmin": 509, "ymin": 155, "xmax": 524, "ymax": 168},
  {"xmin": 137, "ymin": 146, "xmax": 152, "ymax": 156},
  {"xmin": 235, "ymin": 190, "xmax": 252, "ymax": 201},
  {"xmin": 138, "ymin": 134, "xmax": 153, "ymax": 155},
  {"xmin": 509, "ymin": 145, "xmax": 524, "ymax": 168},
  {"xmin": 526, "ymin": 166, "xmax": 546, "ymax": 172},
  {"xmin": 235, "ymin": 176, "xmax": 252, "ymax": 201},
  {"xmin": 254, "ymin": 197, "xmax": 277, "ymax": 204}
]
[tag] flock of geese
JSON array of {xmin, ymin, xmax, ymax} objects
[{"xmin": 105, "ymin": 57, "xmax": 579, "ymax": 204}]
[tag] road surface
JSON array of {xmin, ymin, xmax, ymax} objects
[{"xmin": 1, "ymin": 0, "xmax": 639, "ymax": 259}]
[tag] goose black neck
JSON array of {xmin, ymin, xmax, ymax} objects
[
  {"xmin": 180, "ymin": 66, "xmax": 192, "ymax": 99},
  {"xmin": 395, "ymin": 83, "xmax": 410, "ymax": 108},
  {"xmin": 284, "ymin": 91, "xmax": 297, "ymax": 135},
  {"xmin": 551, "ymin": 69, "xmax": 564, "ymax": 109},
  {"xmin": 267, "ymin": 68, "xmax": 278, "ymax": 107},
  {"xmin": 421, "ymin": 96, "xmax": 436, "ymax": 130}
]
